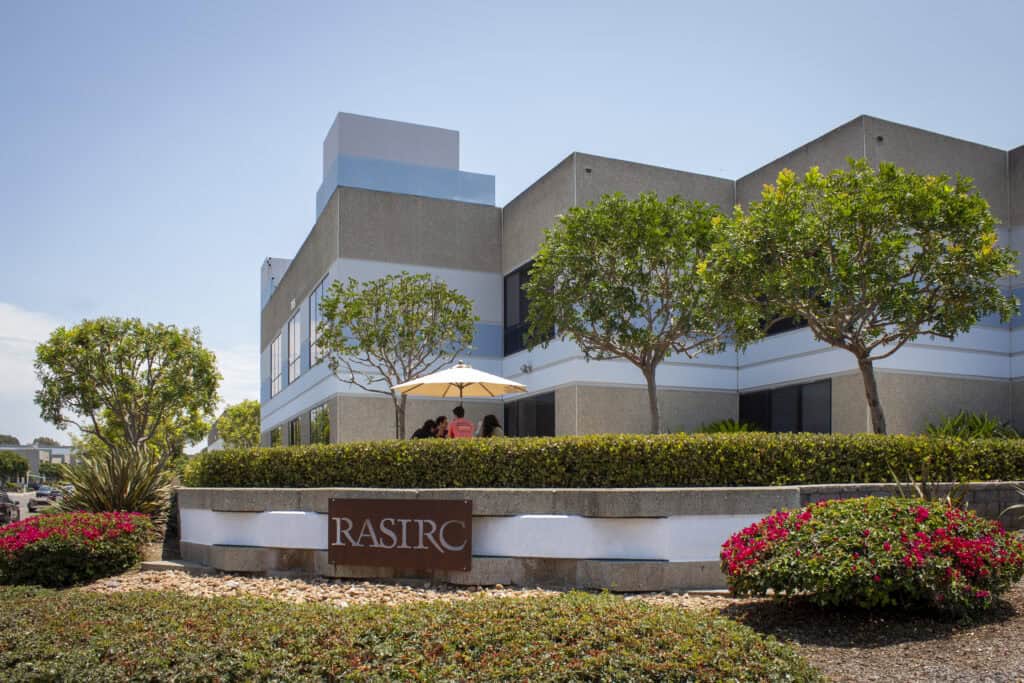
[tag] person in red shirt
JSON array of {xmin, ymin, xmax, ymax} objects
[{"xmin": 448, "ymin": 405, "xmax": 475, "ymax": 439}]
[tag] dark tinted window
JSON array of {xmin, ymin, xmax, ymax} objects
[
  {"xmin": 764, "ymin": 316, "xmax": 808, "ymax": 336},
  {"xmin": 504, "ymin": 392, "xmax": 556, "ymax": 437},
  {"xmin": 740, "ymin": 379, "xmax": 831, "ymax": 433},
  {"xmin": 801, "ymin": 379, "xmax": 832, "ymax": 433},
  {"xmin": 504, "ymin": 261, "xmax": 552, "ymax": 356}
]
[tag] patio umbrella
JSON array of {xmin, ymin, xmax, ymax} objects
[{"xmin": 391, "ymin": 362, "xmax": 527, "ymax": 405}]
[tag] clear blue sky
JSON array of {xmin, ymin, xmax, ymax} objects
[{"xmin": 1, "ymin": 0, "xmax": 1022, "ymax": 442}]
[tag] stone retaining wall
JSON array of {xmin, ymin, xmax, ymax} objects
[{"xmin": 177, "ymin": 482, "xmax": 1023, "ymax": 591}]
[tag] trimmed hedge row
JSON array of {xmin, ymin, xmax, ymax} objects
[
  {"xmin": 0, "ymin": 587, "xmax": 820, "ymax": 681},
  {"xmin": 183, "ymin": 433, "xmax": 1024, "ymax": 489}
]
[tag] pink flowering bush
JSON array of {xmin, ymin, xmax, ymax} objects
[
  {"xmin": 0, "ymin": 512, "xmax": 153, "ymax": 587},
  {"xmin": 721, "ymin": 497, "xmax": 1024, "ymax": 613}
]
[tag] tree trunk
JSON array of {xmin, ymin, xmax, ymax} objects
[
  {"xmin": 641, "ymin": 364, "xmax": 661, "ymax": 434},
  {"xmin": 393, "ymin": 394, "xmax": 408, "ymax": 439},
  {"xmin": 857, "ymin": 357, "xmax": 887, "ymax": 434}
]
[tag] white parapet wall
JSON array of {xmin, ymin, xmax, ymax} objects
[
  {"xmin": 180, "ymin": 509, "xmax": 764, "ymax": 564},
  {"xmin": 176, "ymin": 483, "xmax": 1024, "ymax": 591}
]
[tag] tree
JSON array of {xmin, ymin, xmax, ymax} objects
[
  {"xmin": 215, "ymin": 400, "xmax": 260, "ymax": 449},
  {"xmin": 38, "ymin": 462, "xmax": 63, "ymax": 482},
  {"xmin": 33, "ymin": 436, "xmax": 61, "ymax": 447},
  {"xmin": 318, "ymin": 272, "xmax": 477, "ymax": 438},
  {"xmin": 34, "ymin": 317, "xmax": 220, "ymax": 511},
  {"xmin": 523, "ymin": 192, "xmax": 744, "ymax": 433},
  {"xmin": 0, "ymin": 451, "xmax": 28, "ymax": 482},
  {"xmin": 0, "ymin": 434, "xmax": 19, "ymax": 446},
  {"xmin": 716, "ymin": 159, "xmax": 1018, "ymax": 434}
]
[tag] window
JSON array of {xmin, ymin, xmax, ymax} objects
[
  {"xmin": 763, "ymin": 316, "xmax": 808, "ymax": 337},
  {"xmin": 310, "ymin": 404, "xmax": 330, "ymax": 444},
  {"xmin": 504, "ymin": 261, "xmax": 552, "ymax": 356},
  {"xmin": 504, "ymin": 392, "xmax": 556, "ymax": 437},
  {"xmin": 270, "ymin": 335, "xmax": 282, "ymax": 397},
  {"xmin": 739, "ymin": 379, "xmax": 831, "ymax": 433},
  {"xmin": 288, "ymin": 313, "xmax": 301, "ymax": 383},
  {"xmin": 288, "ymin": 418, "xmax": 302, "ymax": 445},
  {"xmin": 270, "ymin": 427, "xmax": 282, "ymax": 447},
  {"xmin": 309, "ymin": 275, "xmax": 329, "ymax": 366}
]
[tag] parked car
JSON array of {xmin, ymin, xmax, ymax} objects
[
  {"xmin": 27, "ymin": 497, "xmax": 51, "ymax": 514},
  {"xmin": 0, "ymin": 491, "xmax": 19, "ymax": 525}
]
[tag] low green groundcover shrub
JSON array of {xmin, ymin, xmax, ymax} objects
[
  {"xmin": 0, "ymin": 588, "xmax": 820, "ymax": 681},
  {"xmin": 0, "ymin": 511, "xmax": 153, "ymax": 587},
  {"xmin": 721, "ymin": 497, "xmax": 1024, "ymax": 613},
  {"xmin": 184, "ymin": 432, "xmax": 1024, "ymax": 488}
]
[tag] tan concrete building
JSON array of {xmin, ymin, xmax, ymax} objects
[{"xmin": 260, "ymin": 113, "xmax": 1024, "ymax": 443}]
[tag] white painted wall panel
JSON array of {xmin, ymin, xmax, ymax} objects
[{"xmin": 180, "ymin": 510, "xmax": 763, "ymax": 563}]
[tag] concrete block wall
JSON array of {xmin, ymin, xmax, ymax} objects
[{"xmin": 178, "ymin": 482, "xmax": 1024, "ymax": 591}]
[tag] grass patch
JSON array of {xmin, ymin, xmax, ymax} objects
[{"xmin": 0, "ymin": 586, "xmax": 820, "ymax": 681}]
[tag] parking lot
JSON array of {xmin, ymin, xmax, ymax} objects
[{"xmin": 5, "ymin": 491, "xmax": 41, "ymax": 521}]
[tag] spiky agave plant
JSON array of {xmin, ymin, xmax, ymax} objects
[
  {"xmin": 698, "ymin": 419, "xmax": 757, "ymax": 434},
  {"xmin": 57, "ymin": 437, "xmax": 174, "ymax": 521},
  {"xmin": 926, "ymin": 411, "xmax": 1019, "ymax": 439}
]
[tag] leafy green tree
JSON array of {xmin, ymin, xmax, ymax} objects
[
  {"xmin": 716, "ymin": 159, "xmax": 1018, "ymax": 434},
  {"xmin": 318, "ymin": 272, "xmax": 477, "ymax": 438},
  {"xmin": 34, "ymin": 317, "xmax": 220, "ymax": 511},
  {"xmin": 0, "ymin": 434, "xmax": 19, "ymax": 446},
  {"xmin": 0, "ymin": 451, "xmax": 29, "ymax": 482},
  {"xmin": 33, "ymin": 436, "xmax": 61, "ymax": 447},
  {"xmin": 38, "ymin": 462, "xmax": 63, "ymax": 482},
  {"xmin": 215, "ymin": 400, "xmax": 260, "ymax": 449},
  {"xmin": 524, "ymin": 192, "xmax": 744, "ymax": 433}
]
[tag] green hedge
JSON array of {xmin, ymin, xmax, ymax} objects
[
  {"xmin": 0, "ymin": 587, "xmax": 820, "ymax": 681},
  {"xmin": 183, "ymin": 433, "xmax": 1024, "ymax": 489}
]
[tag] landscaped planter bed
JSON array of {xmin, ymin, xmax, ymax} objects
[
  {"xmin": 10, "ymin": 571, "xmax": 1024, "ymax": 682},
  {"xmin": 176, "ymin": 483, "xmax": 1024, "ymax": 590},
  {"xmin": 0, "ymin": 584, "xmax": 819, "ymax": 682}
]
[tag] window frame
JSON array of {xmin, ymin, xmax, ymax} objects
[
  {"xmin": 288, "ymin": 417, "xmax": 302, "ymax": 446},
  {"xmin": 308, "ymin": 275, "xmax": 329, "ymax": 367},
  {"xmin": 287, "ymin": 313, "xmax": 301, "ymax": 383},
  {"xmin": 270, "ymin": 335, "xmax": 282, "ymax": 397},
  {"xmin": 309, "ymin": 404, "xmax": 330, "ymax": 444}
]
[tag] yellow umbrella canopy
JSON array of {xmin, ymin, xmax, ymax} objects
[{"xmin": 391, "ymin": 362, "xmax": 527, "ymax": 403}]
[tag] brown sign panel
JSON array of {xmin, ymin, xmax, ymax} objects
[{"xmin": 328, "ymin": 498, "xmax": 472, "ymax": 571}]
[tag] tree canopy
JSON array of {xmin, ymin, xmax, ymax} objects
[
  {"xmin": 38, "ymin": 462, "xmax": 63, "ymax": 481},
  {"xmin": 34, "ymin": 317, "xmax": 220, "ymax": 511},
  {"xmin": 0, "ymin": 435, "xmax": 19, "ymax": 446},
  {"xmin": 714, "ymin": 159, "xmax": 1018, "ymax": 433},
  {"xmin": 215, "ymin": 400, "xmax": 260, "ymax": 449},
  {"xmin": 0, "ymin": 451, "xmax": 28, "ymax": 481},
  {"xmin": 524, "ymin": 192, "xmax": 747, "ymax": 433},
  {"xmin": 318, "ymin": 272, "xmax": 477, "ymax": 438},
  {"xmin": 33, "ymin": 436, "xmax": 61, "ymax": 447}
]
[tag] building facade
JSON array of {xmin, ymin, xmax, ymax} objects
[
  {"xmin": 0, "ymin": 443, "xmax": 75, "ymax": 481},
  {"xmin": 260, "ymin": 113, "xmax": 1024, "ymax": 444}
]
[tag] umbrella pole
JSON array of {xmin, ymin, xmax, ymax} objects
[{"xmin": 459, "ymin": 385, "xmax": 464, "ymax": 408}]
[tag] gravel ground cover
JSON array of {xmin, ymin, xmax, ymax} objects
[
  {"xmin": 81, "ymin": 570, "xmax": 1024, "ymax": 682},
  {"xmin": 81, "ymin": 569, "xmax": 734, "ymax": 610}
]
